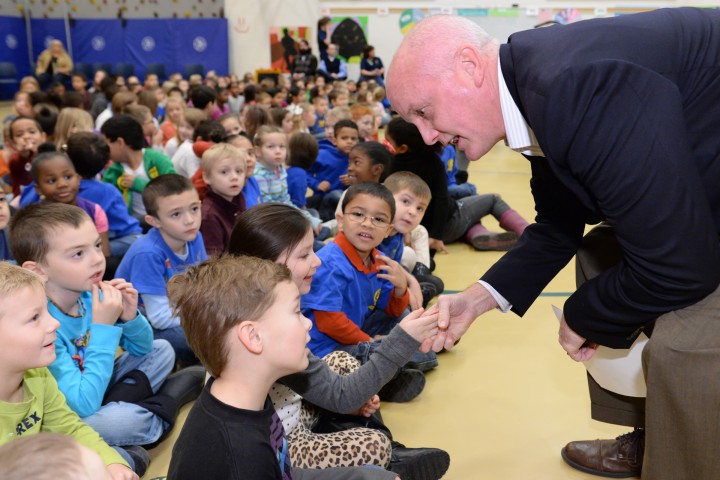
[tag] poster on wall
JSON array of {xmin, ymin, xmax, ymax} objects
[
  {"xmin": 269, "ymin": 26, "xmax": 310, "ymax": 73},
  {"xmin": 399, "ymin": 9, "xmax": 426, "ymax": 34},
  {"xmin": 330, "ymin": 16, "xmax": 368, "ymax": 64}
]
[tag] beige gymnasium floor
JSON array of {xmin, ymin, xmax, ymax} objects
[
  {"xmin": 0, "ymin": 101, "xmax": 627, "ymax": 479},
  {"xmin": 143, "ymin": 143, "xmax": 628, "ymax": 479}
]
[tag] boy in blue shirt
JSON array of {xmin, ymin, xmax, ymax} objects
[
  {"xmin": 307, "ymin": 119, "xmax": 359, "ymax": 221},
  {"xmin": 303, "ymin": 183, "xmax": 438, "ymax": 390},
  {"xmin": 9, "ymin": 202, "xmax": 183, "ymax": 475},
  {"xmin": 116, "ymin": 174, "xmax": 207, "ymax": 365}
]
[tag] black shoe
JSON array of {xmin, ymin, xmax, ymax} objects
[
  {"xmin": 123, "ymin": 445, "xmax": 150, "ymax": 477},
  {"xmin": 420, "ymin": 281, "xmax": 439, "ymax": 307},
  {"xmin": 378, "ymin": 368, "xmax": 425, "ymax": 402},
  {"xmin": 389, "ymin": 441, "xmax": 451, "ymax": 480},
  {"xmin": 159, "ymin": 365, "xmax": 205, "ymax": 406}
]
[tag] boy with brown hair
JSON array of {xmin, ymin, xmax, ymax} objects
[{"xmin": 0, "ymin": 262, "xmax": 136, "ymax": 480}]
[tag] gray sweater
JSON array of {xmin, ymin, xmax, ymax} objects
[{"xmin": 279, "ymin": 326, "xmax": 420, "ymax": 414}]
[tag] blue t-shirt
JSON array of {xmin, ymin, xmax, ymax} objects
[
  {"xmin": 307, "ymin": 140, "xmax": 348, "ymax": 194},
  {"xmin": 301, "ymin": 235, "xmax": 395, "ymax": 358},
  {"xmin": 0, "ymin": 229, "xmax": 12, "ymax": 262},
  {"xmin": 286, "ymin": 166, "xmax": 308, "ymax": 208},
  {"xmin": 440, "ymin": 145, "xmax": 458, "ymax": 187},
  {"xmin": 116, "ymin": 228, "xmax": 208, "ymax": 299},
  {"xmin": 243, "ymin": 176, "xmax": 262, "ymax": 209},
  {"xmin": 379, "ymin": 232, "xmax": 404, "ymax": 264},
  {"xmin": 20, "ymin": 179, "xmax": 142, "ymax": 238}
]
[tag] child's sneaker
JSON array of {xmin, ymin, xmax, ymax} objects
[{"xmin": 123, "ymin": 445, "xmax": 151, "ymax": 477}]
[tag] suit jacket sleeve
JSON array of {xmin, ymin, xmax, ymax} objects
[{"xmin": 486, "ymin": 61, "xmax": 720, "ymax": 348}]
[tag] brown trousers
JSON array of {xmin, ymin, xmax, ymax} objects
[{"xmin": 576, "ymin": 224, "xmax": 720, "ymax": 479}]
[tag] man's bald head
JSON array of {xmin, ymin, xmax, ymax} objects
[{"xmin": 387, "ymin": 15, "xmax": 495, "ymax": 91}]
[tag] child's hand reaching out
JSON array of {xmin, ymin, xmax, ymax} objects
[
  {"xmin": 105, "ymin": 278, "xmax": 139, "ymax": 322},
  {"xmin": 317, "ymin": 180, "xmax": 331, "ymax": 192},
  {"xmin": 398, "ymin": 307, "xmax": 440, "ymax": 353}
]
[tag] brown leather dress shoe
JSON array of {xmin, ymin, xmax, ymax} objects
[{"xmin": 560, "ymin": 428, "xmax": 644, "ymax": 478}]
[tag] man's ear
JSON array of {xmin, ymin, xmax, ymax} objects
[
  {"xmin": 458, "ymin": 45, "xmax": 485, "ymax": 88},
  {"xmin": 144, "ymin": 214, "xmax": 161, "ymax": 229},
  {"xmin": 237, "ymin": 321, "xmax": 263, "ymax": 354},
  {"xmin": 22, "ymin": 261, "xmax": 49, "ymax": 283}
]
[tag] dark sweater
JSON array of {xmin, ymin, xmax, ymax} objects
[
  {"xmin": 389, "ymin": 150, "xmax": 457, "ymax": 240},
  {"xmin": 168, "ymin": 379, "xmax": 293, "ymax": 480},
  {"xmin": 200, "ymin": 188, "xmax": 246, "ymax": 256}
]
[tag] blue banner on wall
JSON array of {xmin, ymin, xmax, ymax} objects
[
  {"xmin": 124, "ymin": 19, "xmax": 175, "ymax": 78},
  {"xmin": 0, "ymin": 16, "xmax": 31, "ymax": 78},
  {"xmin": 173, "ymin": 19, "xmax": 229, "ymax": 75},
  {"xmin": 70, "ymin": 19, "xmax": 124, "ymax": 67},
  {"xmin": 1, "ymin": 16, "xmax": 228, "ymax": 83}
]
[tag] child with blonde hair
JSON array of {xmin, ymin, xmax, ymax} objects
[{"xmin": 54, "ymin": 108, "xmax": 94, "ymax": 149}]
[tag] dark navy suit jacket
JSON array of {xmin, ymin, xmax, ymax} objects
[{"xmin": 481, "ymin": 8, "xmax": 720, "ymax": 347}]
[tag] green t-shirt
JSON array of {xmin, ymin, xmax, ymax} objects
[{"xmin": 0, "ymin": 368, "xmax": 127, "ymax": 467}]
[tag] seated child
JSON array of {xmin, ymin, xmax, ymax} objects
[
  {"xmin": 19, "ymin": 132, "xmax": 143, "ymax": 256},
  {"xmin": 29, "ymin": 148, "xmax": 112, "ymax": 257},
  {"xmin": 303, "ymin": 182, "xmax": 439, "ymax": 373},
  {"xmin": 228, "ymin": 203, "xmax": 451, "ymax": 475},
  {"xmin": 0, "ymin": 263, "xmax": 137, "ymax": 479},
  {"xmin": 386, "ymin": 117, "xmax": 529, "ymax": 252},
  {"xmin": 167, "ymin": 255, "xmax": 428, "ymax": 480},
  {"xmin": 160, "ymin": 96, "xmax": 187, "ymax": 147},
  {"xmin": 383, "ymin": 172, "xmax": 445, "ymax": 307},
  {"xmin": 311, "ymin": 95, "xmax": 329, "ymax": 138},
  {"xmin": 287, "ymin": 132, "xmax": 318, "ymax": 209},
  {"xmin": 199, "ymin": 143, "xmax": 247, "ymax": 255},
  {"xmin": 170, "ymin": 119, "xmax": 226, "ymax": 178},
  {"xmin": 0, "ymin": 432, "xmax": 119, "ymax": 480},
  {"xmin": 440, "ymin": 145, "xmax": 477, "ymax": 200},
  {"xmin": 307, "ymin": 119, "xmax": 359, "ymax": 221},
  {"xmin": 164, "ymin": 108, "xmax": 205, "ymax": 160},
  {"xmin": 116, "ymin": 174, "xmax": 207, "ymax": 363},
  {"xmin": 101, "ymin": 114, "xmax": 176, "ymax": 221},
  {"xmin": 6, "ymin": 117, "xmax": 46, "ymax": 197},
  {"xmin": 0, "ymin": 196, "xmax": 12, "ymax": 261},
  {"xmin": 7, "ymin": 205, "xmax": 193, "ymax": 476}
]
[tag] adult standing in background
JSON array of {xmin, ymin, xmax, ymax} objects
[
  {"xmin": 317, "ymin": 16, "xmax": 332, "ymax": 61},
  {"xmin": 35, "ymin": 40, "xmax": 73, "ymax": 89},
  {"xmin": 387, "ymin": 9, "xmax": 720, "ymax": 480},
  {"xmin": 292, "ymin": 39, "xmax": 319, "ymax": 81},
  {"xmin": 359, "ymin": 45, "xmax": 385, "ymax": 87}
]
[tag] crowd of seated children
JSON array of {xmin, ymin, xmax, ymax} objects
[
  {"xmin": 199, "ymin": 143, "xmax": 247, "ymax": 255},
  {"xmin": 101, "ymin": 114, "xmax": 176, "ymax": 222},
  {"xmin": 8, "ymin": 204, "xmax": 202, "ymax": 476},
  {"xmin": 0, "ymin": 64, "xmax": 516, "ymax": 480},
  {"xmin": 386, "ymin": 117, "xmax": 529, "ymax": 253},
  {"xmin": 225, "ymin": 203, "xmax": 451, "ymax": 477},
  {"xmin": 116, "ymin": 174, "xmax": 206, "ymax": 365}
]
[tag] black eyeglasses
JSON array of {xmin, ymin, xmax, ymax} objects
[{"xmin": 344, "ymin": 211, "xmax": 390, "ymax": 228}]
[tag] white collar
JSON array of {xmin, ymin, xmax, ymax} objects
[{"xmin": 497, "ymin": 58, "xmax": 544, "ymax": 157}]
